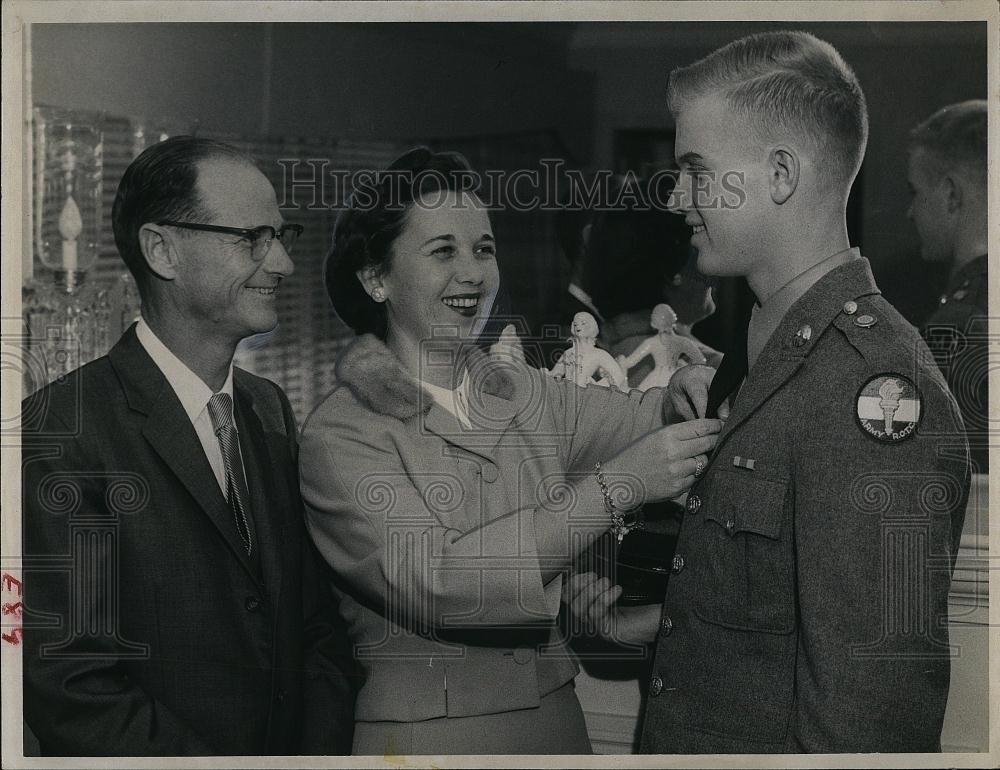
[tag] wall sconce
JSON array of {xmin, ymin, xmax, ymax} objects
[{"xmin": 22, "ymin": 106, "xmax": 112, "ymax": 391}]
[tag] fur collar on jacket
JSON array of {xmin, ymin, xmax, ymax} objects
[{"xmin": 335, "ymin": 334, "xmax": 517, "ymax": 421}]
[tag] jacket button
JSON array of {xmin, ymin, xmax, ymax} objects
[
  {"xmin": 481, "ymin": 464, "xmax": 499, "ymax": 483},
  {"xmin": 660, "ymin": 616, "xmax": 674, "ymax": 636},
  {"xmin": 650, "ymin": 676, "xmax": 664, "ymax": 697},
  {"xmin": 245, "ymin": 596, "xmax": 261, "ymax": 612},
  {"xmin": 512, "ymin": 646, "xmax": 533, "ymax": 665},
  {"xmin": 671, "ymin": 554, "xmax": 685, "ymax": 574},
  {"xmin": 686, "ymin": 495, "xmax": 701, "ymax": 514}
]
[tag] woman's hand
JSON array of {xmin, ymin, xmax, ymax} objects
[
  {"xmin": 490, "ymin": 323, "xmax": 525, "ymax": 363},
  {"xmin": 564, "ymin": 572, "xmax": 661, "ymax": 646},
  {"xmin": 665, "ymin": 364, "xmax": 730, "ymax": 421},
  {"xmin": 602, "ymin": 417, "xmax": 721, "ymax": 506}
]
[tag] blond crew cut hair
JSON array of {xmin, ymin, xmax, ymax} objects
[{"xmin": 667, "ymin": 30, "xmax": 869, "ymax": 194}]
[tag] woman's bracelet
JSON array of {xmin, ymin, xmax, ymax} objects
[{"xmin": 594, "ymin": 461, "xmax": 641, "ymax": 544}]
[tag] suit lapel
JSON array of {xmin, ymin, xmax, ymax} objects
[
  {"xmin": 233, "ymin": 382, "xmax": 286, "ymax": 606},
  {"xmin": 110, "ymin": 326, "xmax": 262, "ymax": 583},
  {"xmin": 141, "ymin": 396, "xmax": 261, "ymax": 580}
]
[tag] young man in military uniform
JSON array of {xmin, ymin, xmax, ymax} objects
[
  {"xmin": 907, "ymin": 100, "xmax": 988, "ymax": 472},
  {"xmin": 567, "ymin": 31, "xmax": 970, "ymax": 753}
]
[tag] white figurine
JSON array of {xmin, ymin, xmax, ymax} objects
[
  {"xmin": 616, "ymin": 303, "xmax": 707, "ymax": 391},
  {"xmin": 548, "ymin": 312, "xmax": 627, "ymax": 389}
]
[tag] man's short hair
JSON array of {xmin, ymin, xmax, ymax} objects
[
  {"xmin": 111, "ymin": 136, "xmax": 256, "ymax": 297},
  {"xmin": 667, "ymin": 30, "xmax": 869, "ymax": 192},
  {"xmin": 908, "ymin": 100, "xmax": 988, "ymax": 186}
]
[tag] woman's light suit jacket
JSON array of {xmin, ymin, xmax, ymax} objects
[{"xmin": 300, "ymin": 334, "xmax": 668, "ymax": 722}]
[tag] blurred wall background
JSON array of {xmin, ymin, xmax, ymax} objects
[{"xmin": 31, "ymin": 20, "xmax": 988, "ymax": 377}]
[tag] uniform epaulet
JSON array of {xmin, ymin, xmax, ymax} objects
[
  {"xmin": 831, "ymin": 298, "xmax": 889, "ymax": 366},
  {"xmin": 835, "ymin": 297, "xmax": 951, "ymax": 401}
]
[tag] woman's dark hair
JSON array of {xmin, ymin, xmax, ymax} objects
[
  {"xmin": 325, "ymin": 146, "xmax": 479, "ymax": 339},
  {"xmin": 581, "ymin": 174, "xmax": 692, "ymax": 320}
]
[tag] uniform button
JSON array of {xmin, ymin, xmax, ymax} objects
[
  {"xmin": 843, "ymin": 300, "xmax": 858, "ymax": 315},
  {"xmin": 481, "ymin": 464, "xmax": 499, "ymax": 483},
  {"xmin": 512, "ymin": 646, "xmax": 533, "ymax": 665},
  {"xmin": 650, "ymin": 676, "xmax": 664, "ymax": 697},
  {"xmin": 671, "ymin": 554, "xmax": 685, "ymax": 574},
  {"xmin": 245, "ymin": 596, "xmax": 261, "ymax": 612},
  {"xmin": 686, "ymin": 495, "xmax": 701, "ymax": 514},
  {"xmin": 660, "ymin": 616, "xmax": 674, "ymax": 636},
  {"xmin": 854, "ymin": 314, "xmax": 877, "ymax": 328}
]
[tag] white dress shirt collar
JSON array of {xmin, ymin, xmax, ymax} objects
[{"xmin": 135, "ymin": 316, "xmax": 235, "ymax": 421}]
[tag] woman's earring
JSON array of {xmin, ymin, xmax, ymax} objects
[{"xmin": 372, "ymin": 287, "xmax": 385, "ymax": 302}]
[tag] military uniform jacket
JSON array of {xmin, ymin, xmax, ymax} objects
[
  {"xmin": 921, "ymin": 253, "xmax": 988, "ymax": 471},
  {"xmin": 640, "ymin": 257, "xmax": 970, "ymax": 753}
]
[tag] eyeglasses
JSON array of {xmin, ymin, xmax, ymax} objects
[{"xmin": 157, "ymin": 220, "xmax": 304, "ymax": 261}]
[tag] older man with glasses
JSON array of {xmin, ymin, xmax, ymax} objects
[{"xmin": 21, "ymin": 136, "xmax": 356, "ymax": 756}]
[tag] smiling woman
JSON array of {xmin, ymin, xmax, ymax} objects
[
  {"xmin": 301, "ymin": 147, "xmax": 723, "ymax": 754},
  {"xmin": 324, "ymin": 148, "xmax": 489, "ymax": 344},
  {"xmin": 366, "ymin": 185, "xmax": 499, "ymax": 385}
]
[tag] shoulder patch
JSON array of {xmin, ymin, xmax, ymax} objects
[{"xmin": 855, "ymin": 374, "xmax": 922, "ymax": 443}]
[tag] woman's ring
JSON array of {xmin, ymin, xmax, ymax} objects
[{"xmin": 694, "ymin": 459, "xmax": 706, "ymax": 478}]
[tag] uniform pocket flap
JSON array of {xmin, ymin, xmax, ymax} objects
[{"xmin": 705, "ymin": 472, "xmax": 789, "ymax": 540}]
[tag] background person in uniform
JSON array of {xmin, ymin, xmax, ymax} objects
[
  {"xmin": 300, "ymin": 147, "xmax": 721, "ymax": 755},
  {"xmin": 907, "ymin": 100, "xmax": 989, "ymax": 472},
  {"xmin": 21, "ymin": 137, "xmax": 356, "ymax": 755},
  {"xmin": 568, "ymin": 31, "xmax": 970, "ymax": 753}
]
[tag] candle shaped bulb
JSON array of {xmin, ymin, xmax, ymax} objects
[{"xmin": 59, "ymin": 194, "xmax": 83, "ymax": 272}]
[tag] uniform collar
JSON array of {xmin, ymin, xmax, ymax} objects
[
  {"xmin": 747, "ymin": 247, "xmax": 860, "ymax": 372},
  {"xmin": 713, "ymin": 256, "xmax": 882, "ymax": 451},
  {"xmin": 945, "ymin": 253, "xmax": 988, "ymax": 294},
  {"xmin": 750, "ymin": 253, "xmax": 881, "ymax": 370}
]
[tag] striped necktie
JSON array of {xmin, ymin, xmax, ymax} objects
[{"xmin": 207, "ymin": 392, "xmax": 254, "ymax": 556}]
